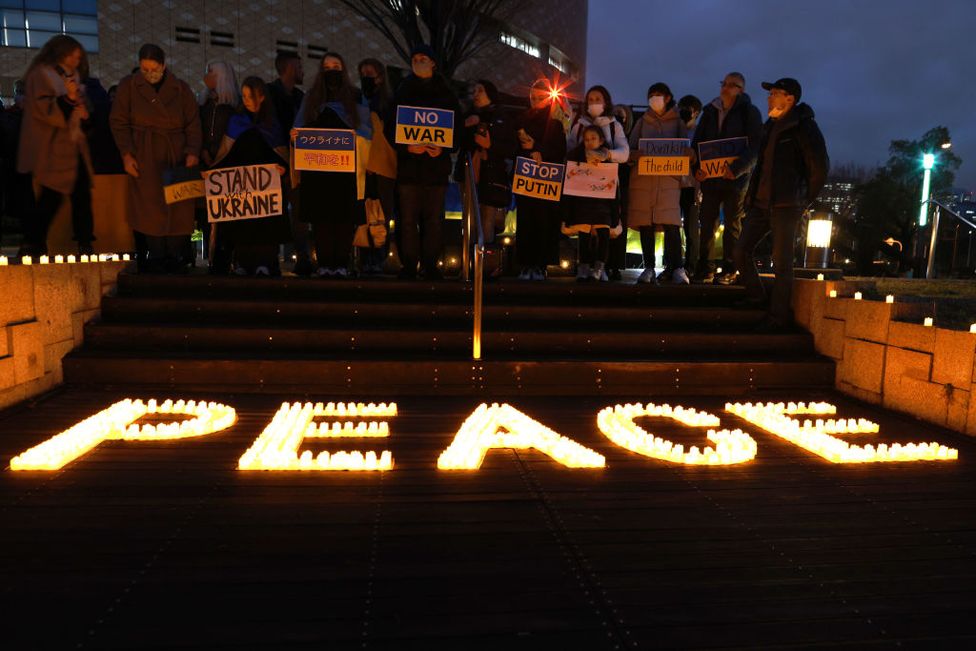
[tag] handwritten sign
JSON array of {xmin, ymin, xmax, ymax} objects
[
  {"xmin": 395, "ymin": 105, "xmax": 455, "ymax": 148},
  {"xmin": 564, "ymin": 161, "xmax": 618, "ymax": 199},
  {"xmin": 638, "ymin": 138, "xmax": 690, "ymax": 176},
  {"xmin": 511, "ymin": 156, "xmax": 565, "ymax": 202},
  {"xmin": 203, "ymin": 164, "xmax": 283, "ymax": 223},
  {"xmin": 162, "ymin": 167, "xmax": 204, "ymax": 204},
  {"xmin": 697, "ymin": 137, "xmax": 748, "ymax": 179},
  {"xmin": 294, "ymin": 128, "xmax": 356, "ymax": 173}
]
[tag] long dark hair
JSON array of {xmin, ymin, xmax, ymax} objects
[
  {"xmin": 304, "ymin": 51, "xmax": 359, "ymax": 128},
  {"xmin": 241, "ymin": 76, "xmax": 275, "ymax": 127},
  {"xmin": 577, "ymin": 85, "xmax": 614, "ymax": 121},
  {"xmin": 26, "ymin": 34, "xmax": 83, "ymax": 76},
  {"xmin": 357, "ymin": 57, "xmax": 390, "ymax": 113}
]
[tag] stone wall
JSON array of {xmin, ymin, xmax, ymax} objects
[
  {"xmin": 793, "ymin": 278, "xmax": 975, "ymax": 435},
  {"xmin": 0, "ymin": 260, "xmax": 130, "ymax": 410}
]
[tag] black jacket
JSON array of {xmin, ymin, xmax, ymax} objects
[
  {"xmin": 455, "ymin": 103, "xmax": 518, "ymax": 207},
  {"xmin": 510, "ymin": 105, "xmax": 566, "ymax": 165},
  {"xmin": 691, "ymin": 93, "xmax": 763, "ymax": 186},
  {"xmin": 266, "ymin": 79, "xmax": 304, "ymax": 141},
  {"xmin": 386, "ymin": 74, "xmax": 460, "ymax": 186},
  {"xmin": 746, "ymin": 103, "xmax": 829, "ymax": 210}
]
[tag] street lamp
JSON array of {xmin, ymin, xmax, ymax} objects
[
  {"xmin": 919, "ymin": 153, "xmax": 935, "ymax": 227},
  {"xmin": 804, "ymin": 212, "xmax": 833, "ymax": 269}
]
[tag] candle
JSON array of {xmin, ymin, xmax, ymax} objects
[
  {"xmin": 854, "ymin": 292, "xmax": 862, "ymax": 300},
  {"xmin": 829, "ymin": 290, "xmax": 837, "ymax": 298},
  {"xmin": 970, "ymin": 324, "xmax": 976, "ymax": 334},
  {"xmin": 39, "ymin": 255, "xmax": 50, "ymax": 264},
  {"xmin": 67, "ymin": 255, "xmax": 76, "ymax": 263},
  {"xmin": 924, "ymin": 317, "xmax": 934, "ymax": 327},
  {"xmin": 816, "ymin": 273, "xmax": 824, "ymax": 281},
  {"xmin": 54, "ymin": 255, "xmax": 64, "ymax": 264},
  {"xmin": 122, "ymin": 254, "xmax": 131, "ymax": 261},
  {"xmin": 886, "ymin": 295, "xmax": 894, "ymax": 304},
  {"xmin": 0, "ymin": 256, "xmax": 7, "ymax": 266},
  {"xmin": 80, "ymin": 254, "xmax": 89, "ymax": 263}
]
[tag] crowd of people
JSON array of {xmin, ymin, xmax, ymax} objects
[{"xmin": 2, "ymin": 36, "xmax": 828, "ymax": 328}]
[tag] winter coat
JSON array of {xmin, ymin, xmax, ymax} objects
[
  {"xmin": 566, "ymin": 114, "xmax": 629, "ymax": 163},
  {"xmin": 456, "ymin": 103, "xmax": 518, "ymax": 208},
  {"xmin": 83, "ymin": 77, "xmax": 123, "ymax": 175},
  {"xmin": 266, "ymin": 79, "xmax": 304, "ymax": 141},
  {"xmin": 17, "ymin": 64, "xmax": 94, "ymax": 195},
  {"xmin": 386, "ymin": 74, "xmax": 460, "ymax": 186},
  {"xmin": 109, "ymin": 71, "xmax": 201, "ymax": 237},
  {"xmin": 746, "ymin": 103, "xmax": 829, "ymax": 211},
  {"xmin": 510, "ymin": 105, "xmax": 567, "ymax": 165},
  {"xmin": 691, "ymin": 93, "xmax": 763, "ymax": 190},
  {"xmin": 200, "ymin": 96, "xmax": 236, "ymax": 166},
  {"xmin": 627, "ymin": 106, "xmax": 688, "ymax": 227}
]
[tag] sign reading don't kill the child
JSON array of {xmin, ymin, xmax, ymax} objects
[
  {"xmin": 638, "ymin": 138, "xmax": 691, "ymax": 176},
  {"xmin": 512, "ymin": 156, "xmax": 565, "ymax": 202},
  {"xmin": 294, "ymin": 128, "xmax": 356, "ymax": 173},
  {"xmin": 395, "ymin": 105, "xmax": 455, "ymax": 148},
  {"xmin": 204, "ymin": 164, "xmax": 283, "ymax": 223}
]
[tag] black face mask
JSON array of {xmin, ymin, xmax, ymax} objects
[
  {"xmin": 679, "ymin": 108, "xmax": 693, "ymax": 124},
  {"xmin": 324, "ymin": 69, "xmax": 343, "ymax": 90},
  {"xmin": 360, "ymin": 77, "xmax": 377, "ymax": 97}
]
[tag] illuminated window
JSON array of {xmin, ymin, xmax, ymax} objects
[
  {"xmin": 1, "ymin": 0, "xmax": 98, "ymax": 52},
  {"xmin": 499, "ymin": 32, "xmax": 540, "ymax": 59}
]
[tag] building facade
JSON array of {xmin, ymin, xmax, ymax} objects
[{"xmin": 0, "ymin": 0, "xmax": 587, "ymax": 102}]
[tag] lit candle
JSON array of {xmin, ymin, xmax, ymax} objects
[
  {"xmin": 924, "ymin": 317, "xmax": 934, "ymax": 327},
  {"xmin": 21, "ymin": 256, "xmax": 32, "ymax": 265},
  {"xmin": 886, "ymin": 295, "xmax": 894, "ymax": 304},
  {"xmin": 816, "ymin": 273, "xmax": 824, "ymax": 281},
  {"xmin": 828, "ymin": 290, "xmax": 837, "ymax": 298},
  {"xmin": 854, "ymin": 292, "xmax": 862, "ymax": 300},
  {"xmin": 970, "ymin": 324, "xmax": 976, "ymax": 334},
  {"xmin": 54, "ymin": 255, "xmax": 64, "ymax": 264},
  {"xmin": 122, "ymin": 254, "xmax": 131, "ymax": 261},
  {"xmin": 67, "ymin": 255, "xmax": 76, "ymax": 263},
  {"xmin": 39, "ymin": 255, "xmax": 50, "ymax": 264},
  {"xmin": 0, "ymin": 256, "xmax": 7, "ymax": 266},
  {"xmin": 80, "ymin": 254, "xmax": 89, "ymax": 263}
]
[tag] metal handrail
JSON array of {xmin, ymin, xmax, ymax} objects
[
  {"xmin": 921, "ymin": 199, "xmax": 976, "ymax": 278},
  {"xmin": 461, "ymin": 152, "xmax": 486, "ymax": 360}
]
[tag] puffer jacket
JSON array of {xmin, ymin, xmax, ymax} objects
[{"xmin": 691, "ymin": 93, "xmax": 762, "ymax": 188}]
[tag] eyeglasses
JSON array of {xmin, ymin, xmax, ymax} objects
[{"xmin": 720, "ymin": 81, "xmax": 744, "ymax": 90}]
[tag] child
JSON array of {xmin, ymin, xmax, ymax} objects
[{"xmin": 562, "ymin": 125, "xmax": 618, "ymax": 282}]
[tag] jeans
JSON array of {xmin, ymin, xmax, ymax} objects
[
  {"xmin": 733, "ymin": 205, "xmax": 802, "ymax": 323},
  {"xmin": 398, "ymin": 183, "xmax": 447, "ymax": 274},
  {"xmin": 680, "ymin": 187, "xmax": 699, "ymax": 271},
  {"xmin": 698, "ymin": 180, "xmax": 747, "ymax": 273}
]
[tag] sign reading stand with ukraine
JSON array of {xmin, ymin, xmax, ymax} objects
[
  {"xmin": 697, "ymin": 137, "xmax": 749, "ymax": 179},
  {"xmin": 638, "ymin": 138, "xmax": 691, "ymax": 176},
  {"xmin": 512, "ymin": 156, "xmax": 566, "ymax": 202},
  {"xmin": 395, "ymin": 105, "xmax": 455, "ymax": 148},
  {"xmin": 293, "ymin": 128, "xmax": 356, "ymax": 173}
]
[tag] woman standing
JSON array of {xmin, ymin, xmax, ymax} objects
[
  {"xmin": 627, "ymin": 82, "xmax": 690, "ymax": 284},
  {"xmin": 359, "ymin": 57, "xmax": 395, "ymax": 275},
  {"xmin": 294, "ymin": 52, "xmax": 371, "ymax": 278},
  {"xmin": 16, "ymin": 35, "xmax": 95, "ymax": 256},
  {"xmin": 198, "ymin": 61, "xmax": 239, "ymax": 273},
  {"xmin": 513, "ymin": 79, "xmax": 566, "ymax": 281},
  {"xmin": 110, "ymin": 43, "xmax": 201, "ymax": 273}
]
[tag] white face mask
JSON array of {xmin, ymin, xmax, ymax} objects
[
  {"xmin": 768, "ymin": 107, "xmax": 786, "ymax": 119},
  {"xmin": 587, "ymin": 103, "xmax": 603, "ymax": 118},
  {"xmin": 649, "ymin": 96, "xmax": 665, "ymax": 113}
]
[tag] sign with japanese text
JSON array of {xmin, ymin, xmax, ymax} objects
[
  {"xmin": 512, "ymin": 156, "xmax": 565, "ymax": 202},
  {"xmin": 564, "ymin": 161, "xmax": 618, "ymax": 199},
  {"xmin": 204, "ymin": 164, "xmax": 283, "ymax": 223},
  {"xmin": 637, "ymin": 138, "xmax": 691, "ymax": 176},
  {"xmin": 294, "ymin": 128, "xmax": 356, "ymax": 173},
  {"xmin": 697, "ymin": 137, "xmax": 749, "ymax": 179},
  {"xmin": 395, "ymin": 105, "xmax": 455, "ymax": 148}
]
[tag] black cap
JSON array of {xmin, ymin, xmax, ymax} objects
[
  {"xmin": 761, "ymin": 78, "xmax": 801, "ymax": 101},
  {"xmin": 410, "ymin": 43, "xmax": 437, "ymax": 62}
]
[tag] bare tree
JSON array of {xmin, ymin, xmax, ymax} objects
[{"xmin": 338, "ymin": 0, "xmax": 515, "ymax": 79}]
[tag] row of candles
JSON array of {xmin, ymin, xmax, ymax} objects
[
  {"xmin": 726, "ymin": 402, "xmax": 957, "ymax": 463},
  {"xmin": 237, "ymin": 402, "xmax": 395, "ymax": 471},
  {"xmin": 597, "ymin": 404, "xmax": 757, "ymax": 465},
  {"xmin": 10, "ymin": 398, "xmax": 237, "ymax": 470},
  {"xmin": 816, "ymin": 278, "xmax": 976, "ymax": 332},
  {"xmin": 0, "ymin": 254, "xmax": 131, "ymax": 266},
  {"xmin": 437, "ymin": 403, "xmax": 606, "ymax": 470}
]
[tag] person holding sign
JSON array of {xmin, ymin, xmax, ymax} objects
[
  {"xmin": 294, "ymin": 52, "xmax": 372, "ymax": 278},
  {"xmin": 677, "ymin": 95, "xmax": 703, "ymax": 274},
  {"xmin": 690, "ymin": 72, "xmax": 762, "ymax": 285},
  {"xmin": 627, "ymin": 83, "xmax": 691, "ymax": 284},
  {"xmin": 563, "ymin": 126, "xmax": 619, "ymax": 282},
  {"xmin": 387, "ymin": 44, "xmax": 460, "ymax": 280},
  {"xmin": 734, "ymin": 78, "xmax": 828, "ymax": 331},
  {"xmin": 208, "ymin": 77, "xmax": 290, "ymax": 276},
  {"xmin": 110, "ymin": 44, "xmax": 202, "ymax": 273},
  {"xmin": 511, "ymin": 80, "xmax": 567, "ymax": 281}
]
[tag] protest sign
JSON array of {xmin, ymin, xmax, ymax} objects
[
  {"xmin": 204, "ymin": 164, "xmax": 283, "ymax": 223},
  {"xmin": 697, "ymin": 137, "xmax": 749, "ymax": 179},
  {"xmin": 162, "ymin": 166, "xmax": 204, "ymax": 204},
  {"xmin": 564, "ymin": 161, "xmax": 619, "ymax": 199},
  {"xmin": 637, "ymin": 138, "xmax": 691, "ymax": 176},
  {"xmin": 395, "ymin": 105, "xmax": 455, "ymax": 148},
  {"xmin": 511, "ymin": 156, "xmax": 565, "ymax": 202},
  {"xmin": 294, "ymin": 128, "xmax": 356, "ymax": 173}
]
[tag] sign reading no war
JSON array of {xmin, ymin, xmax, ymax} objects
[
  {"xmin": 294, "ymin": 128, "xmax": 356, "ymax": 173},
  {"xmin": 204, "ymin": 164, "xmax": 283, "ymax": 223},
  {"xmin": 638, "ymin": 138, "xmax": 691, "ymax": 176},
  {"xmin": 395, "ymin": 105, "xmax": 455, "ymax": 148},
  {"xmin": 512, "ymin": 156, "xmax": 565, "ymax": 201},
  {"xmin": 698, "ymin": 137, "xmax": 749, "ymax": 179}
]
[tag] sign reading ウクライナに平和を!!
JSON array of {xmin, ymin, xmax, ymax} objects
[
  {"xmin": 395, "ymin": 105, "xmax": 455, "ymax": 148},
  {"xmin": 512, "ymin": 156, "xmax": 566, "ymax": 201},
  {"xmin": 204, "ymin": 164, "xmax": 283, "ymax": 223},
  {"xmin": 697, "ymin": 137, "xmax": 749, "ymax": 179},
  {"xmin": 293, "ymin": 128, "xmax": 356, "ymax": 173},
  {"xmin": 638, "ymin": 138, "xmax": 691, "ymax": 176},
  {"xmin": 8, "ymin": 399, "xmax": 958, "ymax": 473}
]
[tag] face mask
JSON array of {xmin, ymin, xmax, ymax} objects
[
  {"xmin": 360, "ymin": 77, "xmax": 377, "ymax": 97},
  {"xmin": 324, "ymin": 69, "xmax": 343, "ymax": 89},
  {"xmin": 142, "ymin": 68, "xmax": 164, "ymax": 84},
  {"xmin": 412, "ymin": 62, "xmax": 434, "ymax": 79},
  {"xmin": 768, "ymin": 96, "xmax": 791, "ymax": 119},
  {"xmin": 587, "ymin": 103, "xmax": 603, "ymax": 118},
  {"xmin": 649, "ymin": 96, "xmax": 665, "ymax": 113}
]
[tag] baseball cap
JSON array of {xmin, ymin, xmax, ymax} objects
[{"xmin": 761, "ymin": 78, "xmax": 802, "ymax": 101}]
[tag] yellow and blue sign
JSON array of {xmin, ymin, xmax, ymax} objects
[
  {"xmin": 395, "ymin": 105, "xmax": 455, "ymax": 148},
  {"xmin": 698, "ymin": 137, "xmax": 749, "ymax": 179},
  {"xmin": 638, "ymin": 138, "xmax": 690, "ymax": 176},
  {"xmin": 294, "ymin": 128, "xmax": 356, "ymax": 173},
  {"xmin": 512, "ymin": 156, "xmax": 565, "ymax": 202}
]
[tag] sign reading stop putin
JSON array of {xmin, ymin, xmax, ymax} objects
[
  {"xmin": 8, "ymin": 398, "xmax": 958, "ymax": 474},
  {"xmin": 512, "ymin": 156, "xmax": 566, "ymax": 201},
  {"xmin": 395, "ymin": 105, "xmax": 455, "ymax": 148}
]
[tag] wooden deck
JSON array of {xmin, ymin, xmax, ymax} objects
[{"xmin": 3, "ymin": 389, "xmax": 976, "ymax": 649}]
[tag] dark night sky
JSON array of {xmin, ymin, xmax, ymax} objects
[{"xmin": 585, "ymin": 0, "xmax": 976, "ymax": 190}]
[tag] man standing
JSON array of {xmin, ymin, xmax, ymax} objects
[
  {"xmin": 677, "ymin": 94, "xmax": 702, "ymax": 276},
  {"xmin": 691, "ymin": 72, "xmax": 762, "ymax": 285},
  {"xmin": 734, "ymin": 78, "xmax": 828, "ymax": 330}
]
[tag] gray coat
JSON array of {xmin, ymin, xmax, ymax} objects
[{"xmin": 627, "ymin": 107, "xmax": 688, "ymax": 227}]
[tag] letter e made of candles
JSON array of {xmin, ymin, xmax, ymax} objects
[{"xmin": 204, "ymin": 164, "xmax": 283, "ymax": 223}]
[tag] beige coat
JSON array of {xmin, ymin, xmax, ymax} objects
[
  {"xmin": 17, "ymin": 65, "xmax": 94, "ymax": 195},
  {"xmin": 110, "ymin": 72, "xmax": 201, "ymax": 236},
  {"xmin": 627, "ymin": 107, "xmax": 688, "ymax": 228}
]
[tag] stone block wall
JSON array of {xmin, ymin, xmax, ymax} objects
[{"xmin": 0, "ymin": 261, "xmax": 130, "ymax": 411}]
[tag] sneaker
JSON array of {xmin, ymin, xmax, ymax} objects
[
  {"xmin": 691, "ymin": 269, "xmax": 715, "ymax": 284},
  {"xmin": 715, "ymin": 270, "xmax": 739, "ymax": 285},
  {"xmin": 656, "ymin": 267, "xmax": 673, "ymax": 282},
  {"xmin": 333, "ymin": 267, "xmax": 349, "ymax": 279},
  {"xmin": 255, "ymin": 265, "xmax": 271, "ymax": 277},
  {"xmin": 315, "ymin": 267, "xmax": 332, "ymax": 278},
  {"xmin": 518, "ymin": 267, "xmax": 532, "ymax": 281},
  {"xmin": 530, "ymin": 267, "xmax": 546, "ymax": 281},
  {"xmin": 233, "ymin": 266, "xmax": 248, "ymax": 276},
  {"xmin": 576, "ymin": 262, "xmax": 591, "ymax": 282},
  {"xmin": 672, "ymin": 267, "xmax": 690, "ymax": 285},
  {"xmin": 592, "ymin": 261, "xmax": 607, "ymax": 282},
  {"xmin": 637, "ymin": 268, "xmax": 657, "ymax": 284}
]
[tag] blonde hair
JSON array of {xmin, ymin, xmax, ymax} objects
[{"xmin": 204, "ymin": 60, "xmax": 240, "ymax": 107}]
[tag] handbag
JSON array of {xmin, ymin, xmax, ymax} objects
[{"xmin": 353, "ymin": 198, "xmax": 388, "ymax": 248}]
